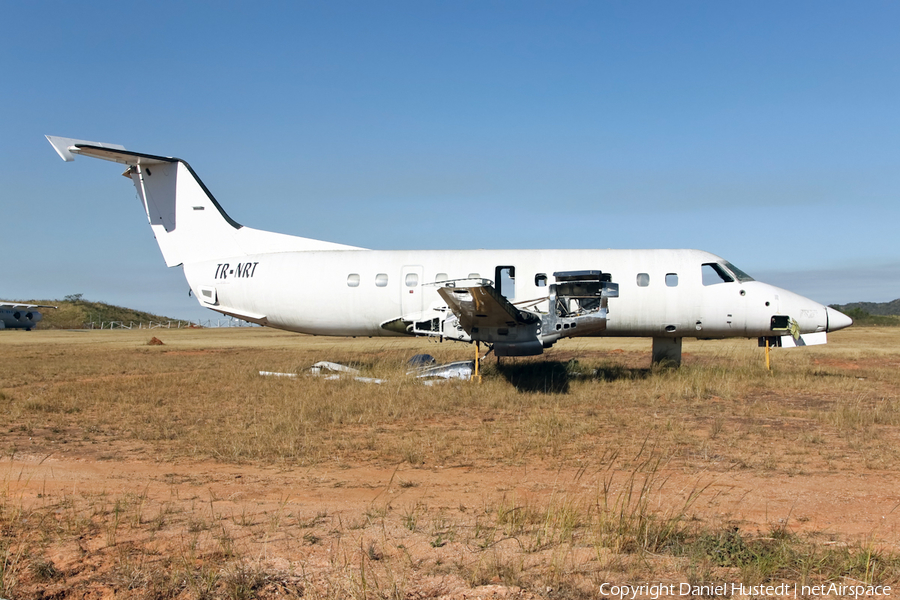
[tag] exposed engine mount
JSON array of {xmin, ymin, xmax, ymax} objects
[
  {"xmin": 539, "ymin": 270, "xmax": 618, "ymax": 349},
  {"xmin": 390, "ymin": 270, "xmax": 618, "ymax": 357}
]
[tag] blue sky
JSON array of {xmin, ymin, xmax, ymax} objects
[{"xmin": 3, "ymin": 2, "xmax": 898, "ymax": 320}]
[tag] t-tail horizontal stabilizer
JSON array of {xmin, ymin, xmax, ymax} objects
[
  {"xmin": 46, "ymin": 135, "xmax": 363, "ymax": 270},
  {"xmin": 47, "ymin": 135, "xmax": 245, "ymax": 267},
  {"xmin": 46, "ymin": 136, "xmax": 127, "ymax": 162}
]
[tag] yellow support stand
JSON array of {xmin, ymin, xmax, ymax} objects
[
  {"xmin": 473, "ymin": 341, "xmax": 482, "ymax": 383},
  {"xmin": 765, "ymin": 338, "xmax": 771, "ymax": 371}
]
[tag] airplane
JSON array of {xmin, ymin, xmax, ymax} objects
[
  {"xmin": 46, "ymin": 135, "xmax": 853, "ymax": 365},
  {"xmin": 0, "ymin": 302, "xmax": 56, "ymax": 331}
]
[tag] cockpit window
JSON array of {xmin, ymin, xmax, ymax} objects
[
  {"xmin": 721, "ymin": 261, "xmax": 755, "ymax": 283},
  {"xmin": 702, "ymin": 263, "xmax": 735, "ymax": 286}
]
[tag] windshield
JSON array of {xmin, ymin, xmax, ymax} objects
[
  {"xmin": 722, "ymin": 261, "xmax": 755, "ymax": 283},
  {"xmin": 702, "ymin": 263, "xmax": 734, "ymax": 285}
]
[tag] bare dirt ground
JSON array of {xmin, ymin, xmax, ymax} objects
[
  {"xmin": 5, "ymin": 449, "xmax": 899, "ymax": 597},
  {"xmin": 2, "ymin": 327, "xmax": 899, "ymax": 598}
]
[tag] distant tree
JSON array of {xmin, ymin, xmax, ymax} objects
[
  {"xmin": 838, "ymin": 307, "xmax": 870, "ymax": 321},
  {"xmin": 64, "ymin": 293, "xmax": 84, "ymax": 302}
]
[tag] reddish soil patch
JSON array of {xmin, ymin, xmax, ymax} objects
[
  {"xmin": 8, "ymin": 449, "xmax": 897, "ymax": 542},
  {"xmin": 4, "ymin": 444, "xmax": 900, "ymax": 598},
  {"xmin": 7, "ymin": 452, "xmax": 899, "ymax": 540}
]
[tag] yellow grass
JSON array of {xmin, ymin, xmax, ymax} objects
[{"xmin": 2, "ymin": 327, "xmax": 897, "ymax": 471}]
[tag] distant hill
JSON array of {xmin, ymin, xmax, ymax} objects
[
  {"xmin": 829, "ymin": 299, "xmax": 900, "ymax": 326},
  {"xmin": 830, "ymin": 299, "xmax": 900, "ymax": 316},
  {"xmin": 9, "ymin": 297, "xmax": 183, "ymax": 329}
]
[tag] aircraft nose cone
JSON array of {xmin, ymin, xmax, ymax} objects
[{"xmin": 826, "ymin": 307, "xmax": 853, "ymax": 332}]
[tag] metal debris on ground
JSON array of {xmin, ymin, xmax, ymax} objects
[
  {"xmin": 309, "ymin": 361, "xmax": 362, "ymax": 376},
  {"xmin": 305, "ymin": 361, "xmax": 385, "ymax": 384},
  {"xmin": 260, "ymin": 357, "xmax": 473, "ymax": 385},
  {"xmin": 409, "ymin": 360, "xmax": 475, "ymax": 384},
  {"xmin": 259, "ymin": 363, "xmax": 378, "ymax": 382},
  {"xmin": 258, "ymin": 371, "xmax": 298, "ymax": 378}
]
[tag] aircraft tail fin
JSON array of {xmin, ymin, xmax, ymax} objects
[{"xmin": 46, "ymin": 136, "xmax": 360, "ymax": 267}]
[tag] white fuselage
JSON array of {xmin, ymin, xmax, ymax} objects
[{"xmin": 184, "ymin": 248, "xmax": 832, "ymax": 339}]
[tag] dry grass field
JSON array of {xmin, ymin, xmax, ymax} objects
[{"xmin": 1, "ymin": 327, "xmax": 899, "ymax": 598}]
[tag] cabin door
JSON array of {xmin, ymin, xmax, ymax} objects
[{"xmin": 401, "ymin": 265, "xmax": 425, "ymax": 317}]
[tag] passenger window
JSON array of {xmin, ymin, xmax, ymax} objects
[
  {"xmin": 347, "ymin": 274, "xmax": 360, "ymax": 287},
  {"xmin": 405, "ymin": 273, "xmax": 419, "ymax": 287},
  {"xmin": 702, "ymin": 263, "xmax": 734, "ymax": 286},
  {"xmin": 665, "ymin": 273, "xmax": 678, "ymax": 287},
  {"xmin": 375, "ymin": 273, "xmax": 388, "ymax": 287},
  {"xmin": 636, "ymin": 273, "xmax": 650, "ymax": 287},
  {"xmin": 435, "ymin": 272, "xmax": 448, "ymax": 282},
  {"xmin": 535, "ymin": 273, "xmax": 548, "ymax": 287}
]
